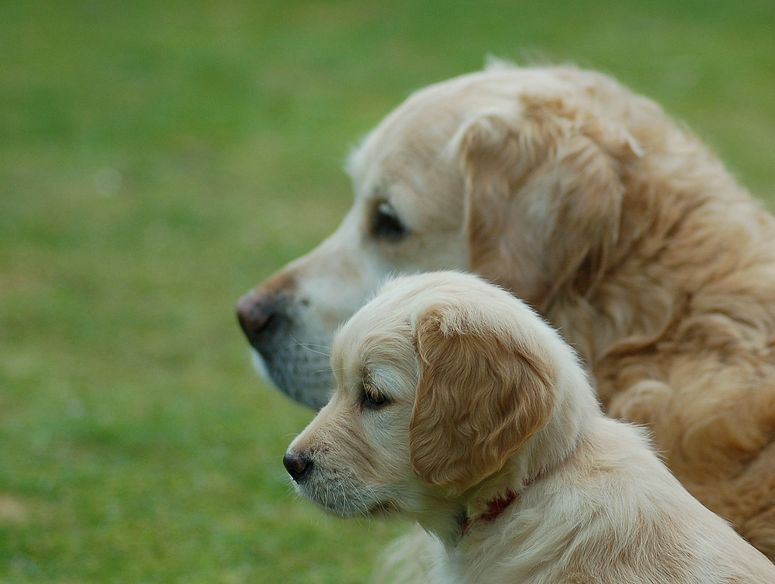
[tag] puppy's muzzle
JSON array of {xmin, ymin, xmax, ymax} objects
[{"xmin": 283, "ymin": 450, "xmax": 314, "ymax": 483}]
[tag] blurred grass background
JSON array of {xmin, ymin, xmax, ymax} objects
[{"xmin": 0, "ymin": 0, "xmax": 773, "ymax": 582}]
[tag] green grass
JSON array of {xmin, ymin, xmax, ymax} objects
[{"xmin": 1, "ymin": 0, "xmax": 773, "ymax": 582}]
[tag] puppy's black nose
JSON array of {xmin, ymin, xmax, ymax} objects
[
  {"xmin": 236, "ymin": 290, "xmax": 280, "ymax": 345},
  {"xmin": 283, "ymin": 451, "xmax": 313, "ymax": 482}
]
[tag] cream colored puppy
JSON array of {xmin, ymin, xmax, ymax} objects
[{"xmin": 285, "ymin": 272, "xmax": 775, "ymax": 583}]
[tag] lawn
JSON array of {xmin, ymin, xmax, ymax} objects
[{"xmin": 1, "ymin": 0, "xmax": 773, "ymax": 582}]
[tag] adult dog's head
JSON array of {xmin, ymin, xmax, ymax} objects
[
  {"xmin": 283, "ymin": 272, "xmax": 593, "ymax": 537},
  {"xmin": 238, "ymin": 63, "xmax": 644, "ymax": 408}
]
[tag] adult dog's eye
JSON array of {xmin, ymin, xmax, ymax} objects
[
  {"xmin": 362, "ymin": 383, "xmax": 391, "ymax": 410},
  {"xmin": 372, "ymin": 201, "xmax": 407, "ymax": 241}
]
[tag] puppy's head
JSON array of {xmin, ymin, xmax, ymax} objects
[{"xmin": 284, "ymin": 272, "xmax": 574, "ymax": 520}]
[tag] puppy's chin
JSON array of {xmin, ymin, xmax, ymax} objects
[{"xmin": 294, "ymin": 478, "xmax": 398, "ymax": 518}]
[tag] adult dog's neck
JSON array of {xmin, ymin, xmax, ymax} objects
[{"xmin": 544, "ymin": 147, "xmax": 775, "ymax": 405}]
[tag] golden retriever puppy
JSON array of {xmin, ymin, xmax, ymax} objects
[
  {"xmin": 240, "ymin": 63, "xmax": 775, "ymax": 557},
  {"xmin": 284, "ymin": 272, "xmax": 775, "ymax": 583}
]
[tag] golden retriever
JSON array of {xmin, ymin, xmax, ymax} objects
[
  {"xmin": 238, "ymin": 63, "xmax": 775, "ymax": 557},
  {"xmin": 285, "ymin": 272, "xmax": 775, "ymax": 583}
]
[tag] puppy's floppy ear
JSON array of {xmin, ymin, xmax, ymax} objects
[
  {"xmin": 458, "ymin": 93, "xmax": 636, "ymax": 309},
  {"xmin": 409, "ymin": 306, "xmax": 554, "ymax": 492}
]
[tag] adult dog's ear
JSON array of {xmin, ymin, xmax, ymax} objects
[
  {"xmin": 409, "ymin": 306, "xmax": 555, "ymax": 492},
  {"xmin": 457, "ymin": 93, "xmax": 637, "ymax": 309}
]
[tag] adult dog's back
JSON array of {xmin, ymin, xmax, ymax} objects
[{"xmin": 530, "ymin": 67, "xmax": 775, "ymax": 556}]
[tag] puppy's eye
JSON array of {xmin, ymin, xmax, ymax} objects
[
  {"xmin": 362, "ymin": 383, "xmax": 391, "ymax": 410},
  {"xmin": 372, "ymin": 201, "xmax": 406, "ymax": 241}
]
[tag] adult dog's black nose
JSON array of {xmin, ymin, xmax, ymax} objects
[
  {"xmin": 283, "ymin": 451, "xmax": 313, "ymax": 482},
  {"xmin": 236, "ymin": 289, "xmax": 280, "ymax": 345}
]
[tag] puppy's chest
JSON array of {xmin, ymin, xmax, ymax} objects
[{"xmin": 435, "ymin": 532, "xmax": 547, "ymax": 584}]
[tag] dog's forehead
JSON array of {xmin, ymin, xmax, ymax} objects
[
  {"xmin": 347, "ymin": 107, "xmax": 461, "ymax": 194},
  {"xmin": 331, "ymin": 283, "xmax": 423, "ymax": 374},
  {"xmin": 345, "ymin": 70, "xmax": 577, "ymax": 215},
  {"xmin": 336, "ymin": 292, "xmax": 411, "ymax": 351},
  {"xmin": 348, "ymin": 71, "xmax": 531, "ymax": 184},
  {"xmin": 336, "ymin": 272, "xmax": 487, "ymax": 348}
]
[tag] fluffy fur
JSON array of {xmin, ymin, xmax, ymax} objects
[
  {"xmin": 239, "ymin": 63, "xmax": 775, "ymax": 557},
  {"xmin": 286, "ymin": 272, "xmax": 775, "ymax": 583}
]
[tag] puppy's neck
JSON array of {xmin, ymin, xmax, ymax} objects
[
  {"xmin": 463, "ymin": 418, "xmax": 584, "ymax": 531},
  {"xmin": 416, "ymin": 352, "xmax": 598, "ymax": 547},
  {"xmin": 418, "ymin": 413, "xmax": 589, "ymax": 547}
]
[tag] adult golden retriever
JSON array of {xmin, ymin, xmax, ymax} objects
[
  {"xmin": 285, "ymin": 272, "xmax": 775, "ymax": 583},
  {"xmin": 237, "ymin": 63, "xmax": 775, "ymax": 557}
]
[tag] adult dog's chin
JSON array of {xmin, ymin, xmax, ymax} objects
[
  {"xmin": 249, "ymin": 348, "xmax": 332, "ymax": 410},
  {"xmin": 250, "ymin": 350, "xmax": 272, "ymax": 383}
]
